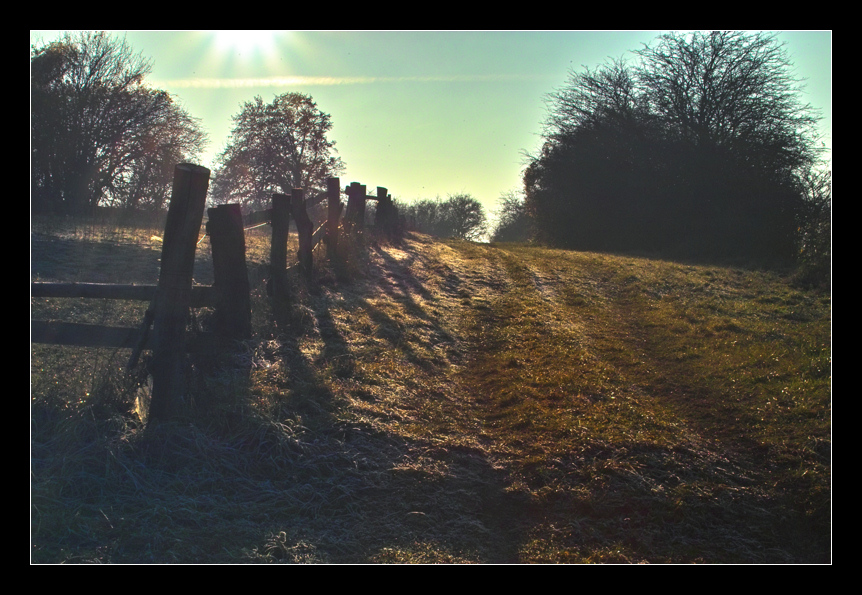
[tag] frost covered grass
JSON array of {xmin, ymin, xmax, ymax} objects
[{"xmin": 31, "ymin": 218, "xmax": 830, "ymax": 563}]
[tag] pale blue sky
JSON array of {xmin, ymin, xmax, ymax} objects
[{"xmin": 30, "ymin": 30, "xmax": 832, "ymax": 216}]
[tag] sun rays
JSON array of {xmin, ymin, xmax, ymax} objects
[{"xmin": 211, "ymin": 30, "xmax": 279, "ymax": 57}]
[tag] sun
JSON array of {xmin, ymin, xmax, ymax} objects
[{"xmin": 212, "ymin": 30, "xmax": 279, "ymax": 57}]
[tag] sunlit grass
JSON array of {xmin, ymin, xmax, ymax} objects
[
  {"xmin": 31, "ymin": 217, "xmax": 830, "ymax": 563},
  {"xmin": 448, "ymin": 242, "xmax": 830, "ymax": 562}
]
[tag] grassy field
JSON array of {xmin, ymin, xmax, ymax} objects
[{"xmin": 31, "ymin": 217, "xmax": 831, "ymax": 563}]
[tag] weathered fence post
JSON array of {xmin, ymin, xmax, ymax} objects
[
  {"xmin": 148, "ymin": 163, "xmax": 210, "ymax": 422},
  {"xmin": 291, "ymin": 189, "xmax": 314, "ymax": 281},
  {"xmin": 206, "ymin": 203, "xmax": 251, "ymax": 340},
  {"xmin": 345, "ymin": 182, "xmax": 366, "ymax": 229},
  {"xmin": 375, "ymin": 186, "xmax": 396, "ymax": 236},
  {"xmin": 268, "ymin": 193, "xmax": 291, "ymax": 296},
  {"xmin": 326, "ymin": 177, "xmax": 342, "ymax": 260},
  {"xmin": 357, "ymin": 184, "xmax": 367, "ymax": 228}
]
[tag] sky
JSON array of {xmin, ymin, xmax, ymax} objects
[{"xmin": 30, "ymin": 30, "xmax": 832, "ymax": 220}]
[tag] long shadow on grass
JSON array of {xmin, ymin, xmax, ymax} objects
[
  {"xmin": 32, "ymin": 236, "xmax": 164, "ymax": 284},
  {"xmin": 31, "ymin": 238, "xmax": 532, "ymax": 563},
  {"xmin": 243, "ymin": 242, "xmax": 535, "ymax": 562},
  {"xmin": 31, "ymin": 232, "xmax": 215, "ymax": 286},
  {"xmin": 357, "ymin": 243, "xmax": 460, "ymax": 370}
]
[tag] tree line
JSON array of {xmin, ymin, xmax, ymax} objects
[
  {"xmin": 401, "ymin": 194, "xmax": 488, "ymax": 242},
  {"xmin": 30, "ymin": 32, "xmax": 346, "ymax": 219}
]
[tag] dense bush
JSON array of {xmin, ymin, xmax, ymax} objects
[
  {"xmin": 793, "ymin": 168, "xmax": 832, "ymax": 287},
  {"xmin": 524, "ymin": 32, "xmax": 828, "ymax": 266}
]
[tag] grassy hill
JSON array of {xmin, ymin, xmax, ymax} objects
[{"xmin": 31, "ymin": 219, "xmax": 831, "ymax": 563}]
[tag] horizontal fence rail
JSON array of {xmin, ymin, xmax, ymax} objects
[
  {"xmin": 31, "ymin": 320, "xmax": 219, "ymax": 353},
  {"xmin": 31, "ymin": 282, "xmax": 215, "ymax": 307},
  {"xmin": 32, "ymin": 320, "xmax": 148, "ymax": 349}
]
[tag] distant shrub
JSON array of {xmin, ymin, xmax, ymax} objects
[
  {"xmin": 403, "ymin": 194, "xmax": 488, "ymax": 241},
  {"xmin": 491, "ymin": 190, "xmax": 532, "ymax": 243}
]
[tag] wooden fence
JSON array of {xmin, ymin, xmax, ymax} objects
[
  {"xmin": 32, "ymin": 164, "xmax": 397, "ymax": 422},
  {"xmin": 243, "ymin": 180, "xmax": 396, "ymax": 287}
]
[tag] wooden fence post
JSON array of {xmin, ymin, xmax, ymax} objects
[
  {"xmin": 326, "ymin": 177, "xmax": 342, "ymax": 260},
  {"xmin": 148, "ymin": 163, "xmax": 210, "ymax": 422},
  {"xmin": 291, "ymin": 189, "xmax": 314, "ymax": 281},
  {"xmin": 345, "ymin": 182, "xmax": 366, "ymax": 229},
  {"xmin": 376, "ymin": 186, "xmax": 396, "ymax": 236},
  {"xmin": 206, "ymin": 203, "xmax": 251, "ymax": 340},
  {"xmin": 357, "ymin": 184, "xmax": 367, "ymax": 228},
  {"xmin": 268, "ymin": 193, "xmax": 291, "ymax": 296}
]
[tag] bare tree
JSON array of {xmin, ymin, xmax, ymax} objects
[
  {"xmin": 543, "ymin": 58, "xmax": 647, "ymax": 142},
  {"xmin": 634, "ymin": 31, "xmax": 822, "ymax": 175},
  {"xmin": 794, "ymin": 164, "xmax": 831, "ymax": 285},
  {"xmin": 445, "ymin": 194, "xmax": 488, "ymax": 241}
]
